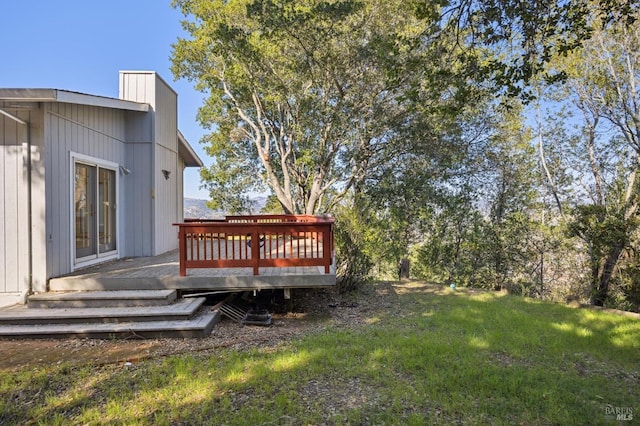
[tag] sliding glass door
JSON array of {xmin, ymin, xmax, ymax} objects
[
  {"xmin": 74, "ymin": 160, "xmax": 117, "ymax": 263},
  {"xmin": 98, "ymin": 168, "xmax": 117, "ymax": 253},
  {"xmin": 75, "ymin": 163, "xmax": 97, "ymax": 259}
]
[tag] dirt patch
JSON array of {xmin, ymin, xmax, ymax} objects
[{"xmin": 0, "ymin": 283, "xmax": 403, "ymax": 372}]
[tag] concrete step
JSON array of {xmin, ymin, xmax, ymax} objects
[
  {"xmin": 27, "ymin": 290, "xmax": 177, "ymax": 309},
  {"xmin": 0, "ymin": 309, "xmax": 220, "ymax": 339},
  {"xmin": 0, "ymin": 297, "xmax": 206, "ymax": 325}
]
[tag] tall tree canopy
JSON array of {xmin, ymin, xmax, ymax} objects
[
  {"xmin": 171, "ymin": 0, "xmax": 638, "ymax": 214},
  {"xmin": 539, "ymin": 8, "xmax": 640, "ymax": 305},
  {"xmin": 439, "ymin": 0, "xmax": 639, "ymax": 98},
  {"xmin": 172, "ymin": 0, "xmax": 469, "ymax": 214}
]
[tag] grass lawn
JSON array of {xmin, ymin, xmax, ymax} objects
[{"xmin": 1, "ymin": 281, "xmax": 638, "ymax": 425}]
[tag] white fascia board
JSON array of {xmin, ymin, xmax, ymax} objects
[
  {"xmin": 55, "ymin": 90, "xmax": 149, "ymax": 112},
  {"xmin": 0, "ymin": 88, "xmax": 57, "ymax": 101},
  {"xmin": 0, "ymin": 88, "xmax": 149, "ymax": 112},
  {"xmin": 178, "ymin": 130, "xmax": 204, "ymax": 167}
]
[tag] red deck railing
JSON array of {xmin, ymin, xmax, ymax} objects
[{"xmin": 174, "ymin": 215, "xmax": 335, "ymax": 276}]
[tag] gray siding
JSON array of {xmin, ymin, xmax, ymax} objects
[
  {"xmin": 123, "ymin": 142, "xmax": 153, "ymax": 257},
  {"xmin": 178, "ymin": 155, "xmax": 185, "ymax": 222},
  {"xmin": 154, "ymin": 77, "xmax": 179, "ymax": 254},
  {"xmin": 123, "ymin": 110, "xmax": 154, "ymax": 257},
  {"xmin": 44, "ymin": 103, "xmax": 127, "ymax": 278},
  {"xmin": 0, "ymin": 106, "xmax": 46, "ymax": 295},
  {"xmin": 0, "ymin": 111, "xmax": 29, "ymax": 294},
  {"xmin": 120, "ymin": 71, "xmax": 181, "ymax": 255},
  {"xmin": 155, "ymin": 144, "xmax": 179, "ymax": 253},
  {"xmin": 31, "ymin": 110, "xmax": 46, "ymax": 293}
]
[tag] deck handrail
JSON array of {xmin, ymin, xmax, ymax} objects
[
  {"xmin": 224, "ymin": 214, "xmax": 331, "ymax": 223},
  {"xmin": 174, "ymin": 215, "xmax": 334, "ymax": 276}
]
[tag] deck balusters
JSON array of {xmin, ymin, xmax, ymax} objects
[{"xmin": 175, "ymin": 215, "xmax": 334, "ymax": 276}]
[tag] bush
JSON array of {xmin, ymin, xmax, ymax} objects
[{"xmin": 333, "ymin": 204, "xmax": 373, "ymax": 294}]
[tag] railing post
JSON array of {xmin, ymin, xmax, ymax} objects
[
  {"xmin": 322, "ymin": 223, "xmax": 332, "ymax": 273},
  {"xmin": 178, "ymin": 225, "xmax": 187, "ymax": 277},
  {"xmin": 251, "ymin": 225, "xmax": 260, "ymax": 275}
]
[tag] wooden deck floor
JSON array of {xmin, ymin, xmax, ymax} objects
[{"xmin": 48, "ymin": 249, "xmax": 336, "ymax": 293}]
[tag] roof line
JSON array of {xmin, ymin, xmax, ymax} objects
[
  {"xmin": 0, "ymin": 88, "xmax": 149, "ymax": 112},
  {"xmin": 178, "ymin": 130, "xmax": 204, "ymax": 168}
]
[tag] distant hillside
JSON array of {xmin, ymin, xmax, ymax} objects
[
  {"xmin": 183, "ymin": 197, "xmax": 268, "ymax": 219},
  {"xmin": 183, "ymin": 198, "xmax": 223, "ymax": 219}
]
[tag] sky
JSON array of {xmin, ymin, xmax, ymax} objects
[{"xmin": 0, "ymin": 0, "xmax": 211, "ymax": 198}]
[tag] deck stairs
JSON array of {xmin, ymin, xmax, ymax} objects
[{"xmin": 0, "ymin": 290, "xmax": 220, "ymax": 339}]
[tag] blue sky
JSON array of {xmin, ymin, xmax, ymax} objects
[{"xmin": 0, "ymin": 0, "xmax": 211, "ymax": 198}]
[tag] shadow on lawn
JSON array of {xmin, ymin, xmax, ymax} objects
[{"xmin": 2, "ymin": 281, "xmax": 639, "ymax": 425}]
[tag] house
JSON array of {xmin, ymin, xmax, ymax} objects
[{"xmin": 0, "ymin": 71, "xmax": 203, "ymax": 308}]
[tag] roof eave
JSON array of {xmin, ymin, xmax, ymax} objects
[
  {"xmin": 0, "ymin": 88, "xmax": 149, "ymax": 112},
  {"xmin": 178, "ymin": 130, "xmax": 204, "ymax": 168}
]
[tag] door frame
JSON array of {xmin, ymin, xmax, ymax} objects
[{"xmin": 70, "ymin": 152, "xmax": 121, "ymax": 271}]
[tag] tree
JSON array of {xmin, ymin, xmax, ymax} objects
[
  {"xmin": 169, "ymin": 0, "xmax": 640, "ymax": 297},
  {"xmin": 170, "ymin": 0, "xmax": 639, "ymax": 214},
  {"xmin": 171, "ymin": 0, "xmax": 466, "ymax": 214},
  {"xmin": 438, "ymin": 0, "xmax": 640, "ymax": 99},
  {"xmin": 540, "ymin": 9, "xmax": 640, "ymax": 306},
  {"xmin": 377, "ymin": 95, "xmax": 543, "ymax": 290}
]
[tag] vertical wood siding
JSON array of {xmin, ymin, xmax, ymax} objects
[
  {"xmin": 30, "ymin": 109, "xmax": 46, "ymax": 293},
  {"xmin": 3, "ymin": 71, "xmax": 190, "ymax": 291},
  {"xmin": 155, "ymin": 144, "xmax": 179, "ymax": 253},
  {"xmin": 0, "ymin": 111, "xmax": 29, "ymax": 294},
  {"xmin": 120, "ymin": 72, "xmax": 159, "ymax": 255},
  {"xmin": 120, "ymin": 71, "xmax": 181, "ymax": 256},
  {"xmin": 123, "ymin": 109, "xmax": 154, "ymax": 257},
  {"xmin": 178, "ymin": 156, "xmax": 185, "ymax": 222},
  {"xmin": 123, "ymin": 142, "xmax": 153, "ymax": 257},
  {"xmin": 0, "ymin": 107, "xmax": 45, "ymax": 294},
  {"xmin": 154, "ymin": 77, "xmax": 179, "ymax": 254},
  {"xmin": 44, "ymin": 103, "xmax": 128, "ymax": 278}
]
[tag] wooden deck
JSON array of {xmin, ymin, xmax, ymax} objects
[
  {"xmin": 176, "ymin": 215, "xmax": 334, "ymax": 276},
  {"xmin": 49, "ymin": 215, "xmax": 336, "ymax": 294},
  {"xmin": 48, "ymin": 249, "xmax": 336, "ymax": 293}
]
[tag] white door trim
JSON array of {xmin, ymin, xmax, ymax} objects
[{"xmin": 70, "ymin": 152, "xmax": 121, "ymax": 271}]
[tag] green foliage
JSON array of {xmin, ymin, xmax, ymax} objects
[
  {"xmin": 567, "ymin": 202, "xmax": 640, "ymax": 307},
  {"xmin": 615, "ymin": 258, "xmax": 640, "ymax": 312},
  {"xmin": 170, "ymin": 1, "xmax": 640, "ymax": 310},
  {"xmin": 410, "ymin": 205, "xmax": 550, "ymax": 297},
  {"xmin": 568, "ymin": 204, "xmax": 638, "ymax": 261},
  {"xmin": 410, "ymin": 194, "xmax": 480, "ymax": 284},
  {"xmin": 260, "ymin": 194, "xmax": 286, "ymax": 214},
  {"xmin": 172, "ymin": 0, "xmax": 464, "ymax": 214},
  {"xmin": 533, "ymin": 7, "xmax": 640, "ymax": 308},
  {"xmin": 333, "ymin": 199, "xmax": 373, "ymax": 293},
  {"xmin": 368, "ymin": 96, "xmax": 549, "ymax": 296},
  {"xmin": 439, "ymin": 0, "xmax": 638, "ymax": 99}
]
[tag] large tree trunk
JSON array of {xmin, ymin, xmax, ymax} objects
[{"xmin": 592, "ymin": 243, "xmax": 625, "ymax": 306}]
